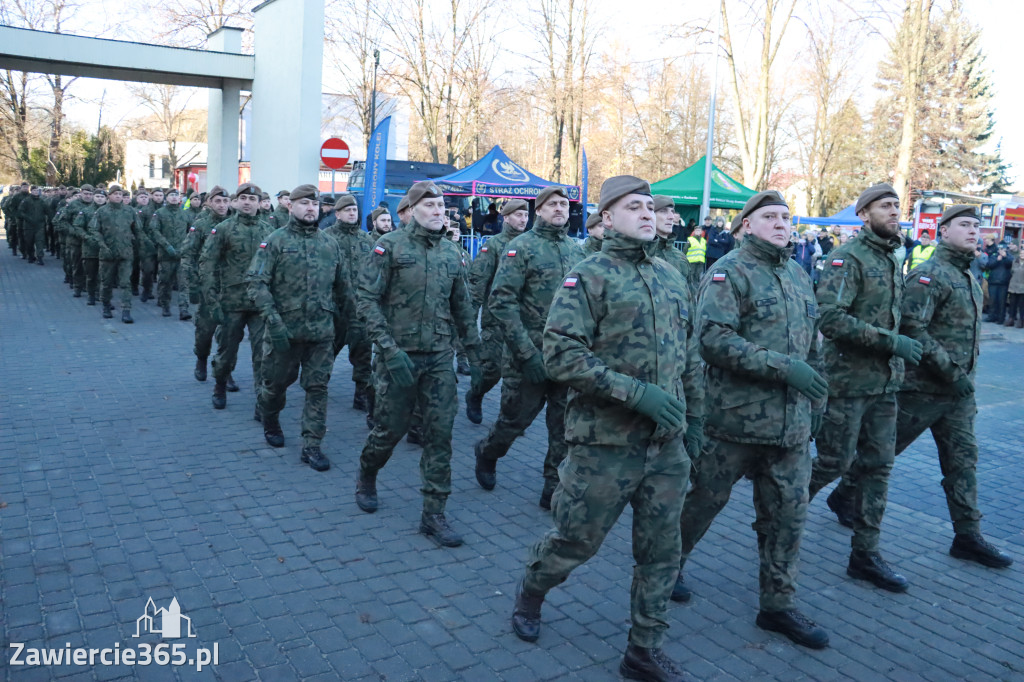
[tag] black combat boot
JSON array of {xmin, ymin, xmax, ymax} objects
[
  {"xmin": 847, "ymin": 551, "xmax": 908, "ymax": 592},
  {"xmin": 36, "ymin": 257, "xmax": 44, "ymax": 265},
  {"xmin": 352, "ymin": 388, "xmax": 370, "ymax": 412},
  {"xmin": 225, "ymin": 374, "xmax": 239, "ymax": 392},
  {"xmin": 419, "ymin": 512, "xmax": 463, "ymax": 547},
  {"xmin": 161, "ymin": 304, "xmax": 171, "ymax": 317},
  {"xmin": 301, "ymin": 446, "xmax": 330, "ymax": 472},
  {"xmin": 474, "ymin": 441, "xmax": 496, "ymax": 491},
  {"xmin": 73, "ymin": 290, "xmax": 82, "ymax": 298},
  {"xmin": 102, "ymin": 304, "xmax": 113, "ymax": 319},
  {"xmin": 620, "ymin": 643, "xmax": 687, "ymax": 682},
  {"xmin": 456, "ymin": 357, "xmax": 471, "ymax": 376},
  {"xmin": 262, "ymin": 412, "xmax": 284, "ymax": 447},
  {"xmin": 465, "ymin": 390, "xmax": 483, "ymax": 424},
  {"xmin": 756, "ymin": 609, "xmax": 829, "ymax": 649},
  {"xmin": 826, "ymin": 488, "xmax": 855, "ymax": 529},
  {"xmin": 355, "ymin": 471, "xmax": 378, "ymax": 513},
  {"xmin": 406, "ymin": 426, "xmax": 423, "ymax": 446},
  {"xmin": 950, "ymin": 533, "xmax": 1013, "ymax": 568},
  {"xmin": 212, "ymin": 381, "xmax": 227, "ymax": 409},
  {"xmin": 87, "ymin": 294, "xmax": 96, "ymax": 305},
  {"xmin": 121, "ymin": 309, "xmax": 133, "ymax": 324},
  {"xmin": 670, "ymin": 570, "xmax": 692, "ymax": 603},
  {"xmin": 179, "ymin": 310, "xmax": 192, "ymax": 321},
  {"xmin": 139, "ymin": 289, "xmax": 148, "ymax": 302},
  {"xmin": 511, "ymin": 580, "xmax": 544, "ymax": 642},
  {"xmin": 194, "ymin": 356, "xmax": 208, "ymax": 382}
]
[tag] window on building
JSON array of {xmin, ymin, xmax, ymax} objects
[
  {"xmin": 149, "ymin": 155, "xmax": 155, "ymax": 178},
  {"xmin": 161, "ymin": 157, "xmax": 171, "ymax": 178}
]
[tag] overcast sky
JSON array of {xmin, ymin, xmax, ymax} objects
[{"xmin": 42, "ymin": 0, "xmax": 1024, "ymax": 189}]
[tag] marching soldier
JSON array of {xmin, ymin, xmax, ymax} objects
[
  {"xmin": 511, "ymin": 176, "xmax": 702, "ymax": 681},
  {"xmin": 182, "ymin": 186, "xmax": 231, "ymax": 382},
  {"xmin": 92, "ymin": 185, "xmax": 140, "ymax": 323},
  {"xmin": 72, "ymin": 187, "xmax": 106, "ymax": 305},
  {"xmin": 146, "ymin": 188, "xmax": 191, "ymax": 319},
  {"xmin": 137, "ymin": 188, "xmax": 163, "ymax": 300},
  {"xmin": 582, "ymin": 211, "xmax": 604, "ymax": 254},
  {"xmin": 354, "ymin": 181, "xmax": 481, "ymax": 548},
  {"xmin": 271, "ymin": 190, "xmax": 291, "ymax": 228},
  {"xmin": 17, "ymin": 186, "xmax": 48, "ymax": 265},
  {"xmin": 7, "ymin": 182, "xmax": 29, "ymax": 257},
  {"xmin": 465, "ymin": 198, "xmax": 529, "ymax": 424},
  {"xmin": 370, "ymin": 206, "xmax": 393, "ymax": 238},
  {"xmin": 473, "ymin": 187, "xmax": 584, "ymax": 508},
  {"xmin": 652, "ymin": 195, "xmax": 689, "ymax": 281}
]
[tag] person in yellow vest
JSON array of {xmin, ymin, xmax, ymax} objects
[
  {"xmin": 687, "ymin": 224, "xmax": 708, "ymax": 290},
  {"xmin": 908, "ymin": 232, "xmax": 936, "ymax": 271}
]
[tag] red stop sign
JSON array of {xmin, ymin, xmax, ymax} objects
[{"xmin": 320, "ymin": 138, "xmax": 350, "ymax": 170}]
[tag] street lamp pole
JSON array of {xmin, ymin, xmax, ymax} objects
[
  {"xmin": 370, "ymin": 48, "xmax": 380, "ymax": 140},
  {"xmin": 700, "ymin": 2, "xmax": 722, "ymax": 223}
]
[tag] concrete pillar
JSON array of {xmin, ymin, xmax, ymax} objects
[
  {"xmin": 206, "ymin": 26, "xmax": 244, "ymax": 192},
  {"xmin": 251, "ymin": 0, "xmax": 324, "ymax": 196}
]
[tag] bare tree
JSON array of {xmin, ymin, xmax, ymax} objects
[
  {"xmin": 889, "ymin": 0, "xmax": 934, "ymax": 211},
  {"xmin": 147, "ymin": 0, "xmax": 252, "ymax": 49},
  {"xmin": 126, "ymin": 85, "xmax": 202, "ymax": 173}
]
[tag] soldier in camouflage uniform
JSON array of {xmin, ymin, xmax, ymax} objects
[
  {"xmin": 652, "ymin": 195, "xmax": 689, "ymax": 282},
  {"xmin": 370, "ymin": 207, "xmax": 393, "ymax": 238},
  {"xmin": 474, "ymin": 187, "xmax": 585, "ymax": 508},
  {"xmin": 71, "ymin": 187, "xmax": 104, "ymax": 304},
  {"xmin": 828, "ymin": 205, "xmax": 1013, "ymax": 569},
  {"xmin": 808, "ymin": 183, "xmax": 923, "ymax": 593},
  {"xmin": 184, "ymin": 191, "xmax": 204, "ymax": 226},
  {"xmin": 512, "ymin": 176, "xmax": 702, "ymax": 682},
  {"xmin": 182, "ymin": 186, "xmax": 231, "ymax": 382},
  {"xmin": 128, "ymin": 190, "xmax": 149, "ymax": 299},
  {"xmin": 581, "ymin": 211, "xmax": 604, "ymax": 254},
  {"xmin": 17, "ymin": 186, "xmax": 48, "ymax": 265},
  {"xmin": 55, "ymin": 188, "xmax": 80, "ymax": 285},
  {"xmin": 1, "ymin": 185, "xmax": 23, "ymax": 255},
  {"xmin": 465, "ymin": 199, "xmax": 530, "ymax": 424},
  {"xmin": 322, "ymin": 193, "xmax": 375, "ymax": 412},
  {"xmin": 354, "ymin": 181, "xmax": 481, "ymax": 548},
  {"xmin": 247, "ymin": 184, "xmax": 352, "ymax": 471},
  {"xmin": 146, "ymin": 188, "xmax": 191, "ymax": 320},
  {"xmin": 6, "ymin": 182, "xmax": 29, "ymax": 257},
  {"xmin": 92, "ymin": 185, "xmax": 140, "ymax": 323},
  {"xmin": 199, "ymin": 183, "xmax": 273, "ymax": 412},
  {"xmin": 270, "ymin": 190, "xmax": 291, "ymax": 229},
  {"xmin": 672, "ymin": 191, "xmax": 830, "ymax": 650}
]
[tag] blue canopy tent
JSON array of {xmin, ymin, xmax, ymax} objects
[
  {"xmin": 794, "ymin": 203, "xmax": 912, "ymax": 228},
  {"xmin": 432, "ymin": 145, "xmax": 581, "ymax": 201}
]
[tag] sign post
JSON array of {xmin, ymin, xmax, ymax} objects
[{"xmin": 320, "ymin": 138, "xmax": 350, "ymax": 198}]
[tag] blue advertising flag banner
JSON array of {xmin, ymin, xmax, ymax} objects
[
  {"xmin": 361, "ymin": 116, "xmax": 392, "ymax": 225},
  {"xmin": 581, "ymin": 147, "xmax": 589, "ymax": 235}
]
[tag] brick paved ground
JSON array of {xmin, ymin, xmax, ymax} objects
[{"xmin": 2, "ymin": 235, "xmax": 1023, "ymax": 681}]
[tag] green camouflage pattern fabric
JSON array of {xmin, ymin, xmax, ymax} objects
[
  {"xmin": 696, "ymin": 234, "xmax": 823, "ymax": 447},
  {"xmin": 652, "ymin": 235, "xmax": 691, "ymax": 282},
  {"xmin": 815, "ymin": 227, "xmax": 905, "ymax": 397},
  {"xmin": 582, "ymin": 235, "xmax": 602, "ymax": 254},
  {"xmin": 147, "ymin": 205, "xmax": 188, "ymax": 260},
  {"xmin": 322, "ymin": 220, "xmax": 375, "ymax": 387},
  {"xmin": 271, "ymin": 205, "xmax": 290, "ymax": 230},
  {"xmin": 91, "ymin": 202, "xmax": 139, "ymax": 261},
  {"xmin": 356, "ymin": 219, "xmax": 480, "ymax": 355},
  {"xmin": 258, "ymin": 339, "xmax": 337, "ymax": 448},
  {"xmin": 199, "ymin": 212, "xmax": 273, "ymax": 312},
  {"xmin": 70, "ymin": 203, "xmax": 101, "ymax": 297},
  {"xmin": 468, "ymin": 224, "xmax": 522, "ymax": 394},
  {"xmin": 136, "ymin": 202, "xmax": 159, "ymax": 258},
  {"xmin": 901, "ymin": 243, "xmax": 982, "ymax": 393},
  {"xmin": 543, "ymin": 231, "xmax": 703, "ymax": 446},
  {"xmin": 489, "ymin": 219, "xmax": 584, "ymax": 372},
  {"xmin": 17, "ymin": 194, "xmax": 47, "ymax": 258},
  {"xmin": 180, "ymin": 210, "xmax": 220, "ymax": 296}
]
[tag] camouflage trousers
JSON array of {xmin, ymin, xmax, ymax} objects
[
  {"xmin": 679, "ymin": 438, "xmax": 810, "ymax": 612},
  {"xmin": 82, "ymin": 257, "xmax": 100, "ymax": 299},
  {"xmin": 139, "ymin": 254, "xmax": 157, "ymax": 296},
  {"xmin": 66, "ymin": 239, "xmax": 84, "ymax": 292},
  {"xmin": 156, "ymin": 259, "xmax": 189, "ymax": 314},
  {"xmin": 833, "ymin": 392, "xmax": 982, "ymax": 535},
  {"xmin": 523, "ymin": 439, "xmax": 690, "ymax": 649},
  {"xmin": 360, "ymin": 350, "xmax": 458, "ymax": 514},
  {"xmin": 211, "ymin": 310, "xmax": 265, "ymax": 395},
  {"xmin": 470, "ymin": 326, "xmax": 504, "ymax": 400},
  {"xmin": 193, "ymin": 300, "xmax": 221, "ymax": 359},
  {"xmin": 100, "ymin": 258, "xmax": 133, "ymax": 310},
  {"xmin": 333, "ymin": 315, "xmax": 372, "ymax": 393},
  {"xmin": 809, "ymin": 393, "xmax": 897, "ymax": 553},
  {"xmin": 476, "ymin": 374, "xmax": 568, "ymax": 485},
  {"xmin": 258, "ymin": 339, "xmax": 335, "ymax": 448},
  {"xmin": 21, "ymin": 222, "xmax": 45, "ymax": 261}
]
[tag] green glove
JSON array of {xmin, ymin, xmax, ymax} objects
[
  {"xmin": 893, "ymin": 334, "xmax": 923, "ymax": 365},
  {"xmin": 165, "ymin": 245, "xmax": 177, "ymax": 258},
  {"xmin": 628, "ymin": 383, "xmax": 685, "ymax": 430},
  {"xmin": 684, "ymin": 419, "xmax": 704, "ymax": 459},
  {"xmin": 522, "ymin": 353, "xmax": 548, "ymax": 384},
  {"xmin": 785, "ymin": 360, "xmax": 829, "ymax": 402},
  {"xmin": 188, "ymin": 289, "xmax": 202, "ymax": 305},
  {"xmin": 265, "ymin": 314, "xmax": 290, "ymax": 352},
  {"xmin": 384, "ymin": 349, "xmax": 416, "ymax": 388},
  {"xmin": 208, "ymin": 302, "xmax": 225, "ymax": 325},
  {"xmin": 811, "ymin": 410, "xmax": 823, "ymax": 440},
  {"xmin": 952, "ymin": 375, "xmax": 974, "ymax": 398}
]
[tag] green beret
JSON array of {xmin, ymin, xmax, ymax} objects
[
  {"xmin": 207, "ymin": 185, "xmax": 229, "ymax": 200},
  {"xmin": 289, "ymin": 184, "xmax": 319, "ymax": 201},
  {"xmin": 108, "ymin": 184, "xmax": 124, "ymax": 193},
  {"xmin": 334, "ymin": 194, "xmax": 357, "ymax": 211},
  {"xmin": 236, "ymin": 182, "xmax": 261, "ymax": 197},
  {"xmin": 585, "ymin": 212, "xmax": 602, "ymax": 229},
  {"xmin": 165, "ymin": 188, "xmax": 179, "ymax": 196},
  {"xmin": 405, "ymin": 181, "xmax": 442, "ymax": 208},
  {"xmin": 730, "ymin": 214, "xmax": 744, "ymax": 234},
  {"xmin": 501, "ymin": 199, "xmax": 528, "ymax": 216},
  {"xmin": 938, "ymin": 204, "xmax": 980, "ymax": 227},
  {"xmin": 598, "ymin": 175, "xmax": 651, "ymax": 214},
  {"xmin": 738, "ymin": 190, "xmax": 789, "ymax": 223},
  {"xmin": 535, "ymin": 186, "xmax": 569, "ymax": 210},
  {"xmin": 260, "ymin": 191, "xmax": 270, "ymax": 200},
  {"xmin": 652, "ymin": 195, "xmax": 675, "ymax": 212},
  {"xmin": 80, "ymin": 184, "xmax": 95, "ymax": 192},
  {"xmin": 371, "ymin": 207, "xmax": 389, "ymax": 222},
  {"xmin": 93, "ymin": 188, "xmax": 107, "ymax": 197},
  {"xmin": 397, "ymin": 195, "xmax": 411, "ymax": 212},
  {"xmin": 854, "ymin": 183, "xmax": 898, "ymax": 213},
  {"xmin": 277, "ymin": 189, "xmax": 290, "ymax": 198}
]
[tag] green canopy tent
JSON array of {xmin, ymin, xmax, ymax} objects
[{"xmin": 650, "ymin": 156, "xmax": 757, "ymax": 225}]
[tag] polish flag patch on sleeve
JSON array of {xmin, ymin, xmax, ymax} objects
[
  {"xmin": 918, "ymin": 276, "xmax": 932, "ymax": 285},
  {"xmin": 188, "ymin": 226, "xmax": 195, "ymax": 232},
  {"xmin": 373, "ymin": 245, "xmax": 386, "ymax": 255},
  {"xmin": 259, "ymin": 241, "xmax": 268, "ymax": 249},
  {"xmin": 831, "ymin": 258, "xmax": 844, "ymax": 266},
  {"xmin": 507, "ymin": 249, "xmax": 517, "ymax": 257},
  {"xmin": 210, "ymin": 228, "xmax": 217, "ymax": 235},
  {"xmin": 563, "ymin": 276, "xmax": 578, "ymax": 288},
  {"xmin": 712, "ymin": 272, "xmax": 727, "ymax": 282},
  {"xmin": 480, "ymin": 246, "xmax": 488, "ymax": 252}
]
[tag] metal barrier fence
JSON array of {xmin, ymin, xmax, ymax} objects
[{"xmin": 459, "ymin": 234, "xmax": 688, "ymax": 259}]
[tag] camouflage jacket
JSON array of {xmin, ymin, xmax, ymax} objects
[
  {"xmin": 184, "ymin": 205, "xmax": 203, "ymax": 228},
  {"xmin": 489, "ymin": 219, "xmax": 585, "ymax": 371},
  {"xmin": 356, "ymin": 219, "xmax": 480, "ymax": 356},
  {"xmin": 469, "ymin": 224, "xmax": 524, "ymax": 331},
  {"xmin": 816, "ymin": 227, "xmax": 905, "ymax": 397},
  {"xmin": 697, "ymin": 234, "xmax": 823, "ymax": 447},
  {"xmin": 582, "ymin": 235, "xmax": 603, "ymax": 254},
  {"xmin": 247, "ymin": 218, "xmax": 351, "ymax": 343},
  {"xmin": 137, "ymin": 203, "xmax": 161, "ymax": 257},
  {"xmin": 6, "ymin": 192, "xmax": 27, "ymax": 224},
  {"xmin": 17, "ymin": 195, "xmax": 47, "ymax": 226},
  {"xmin": 271, "ymin": 205, "xmax": 290, "ymax": 230},
  {"xmin": 147, "ymin": 206, "xmax": 189, "ymax": 260},
  {"xmin": 181, "ymin": 210, "xmax": 225, "ymax": 295},
  {"xmin": 198, "ymin": 212, "xmax": 273, "ymax": 312},
  {"xmin": 71, "ymin": 203, "xmax": 102, "ymax": 258},
  {"xmin": 91, "ymin": 203, "xmax": 139, "ymax": 260},
  {"xmin": 901, "ymin": 243, "xmax": 981, "ymax": 394},
  {"xmin": 653, "ymin": 235, "xmax": 691, "ymax": 282},
  {"xmin": 323, "ymin": 220, "xmax": 375, "ymax": 295},
  {"xmin": 543, "ymin": 231, "xmax": 703, "ymax": 446},
  {"xmin": 55, "ymin": 199, "xmax": 82, "ymax": 239}
]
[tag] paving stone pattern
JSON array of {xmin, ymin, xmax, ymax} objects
[{"xmin": 1, "ymin": 239, "xmax": 1023, "ymax": 681}]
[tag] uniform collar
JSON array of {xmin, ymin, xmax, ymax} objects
[
  {"xmin": 935, "ymin": 242, "xmax": 973, "ymax": 271},
  {"xmin": 601, "ymin": 230, "xmax": 657, "ymax": 262},
  {"xmin": 741, "ymin": 233, "xmax": 793, "ymax": 266},
  {"xmin": 501, "ymin": 223, "xmax": 525, "ymax": 239},
  {"xmin": 408, "ymin": 219, "xmax": 444, "ymax": 246},
  {"xmin": 858, "ymin": 226, "xmax": 901, "ymax": 253},
  {"xmin": 533, "ymin": 218, "xmax": 569, "ymax": 241},
  {"xmin": 286, "ymin": 217, "xmax": 319, "ymax": 235},
  {"xmin": 334, "ymin": 220, "xmax": 361, "ymax": 235}
]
